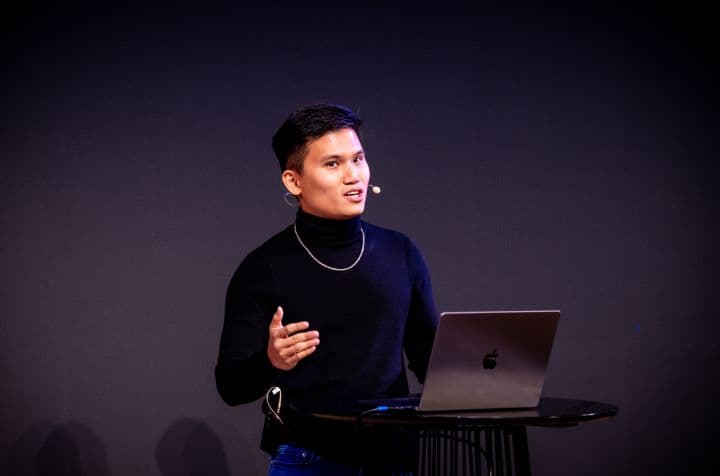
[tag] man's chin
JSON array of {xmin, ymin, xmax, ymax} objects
[
  {"xmin": 329, "ymin": 207, "xmax": 365, "ymax": 220},
  {"xmin": 301, "ymin": 202, "xmax": 365, "ymax": 220},
  {"xmin": 343, "ymin": 204, "xmax": 366, "ymax": 218}
]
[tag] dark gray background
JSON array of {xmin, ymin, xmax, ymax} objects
[{"xmin": 3, "ymin": 2, "xmax": 717, "ymax": 475}]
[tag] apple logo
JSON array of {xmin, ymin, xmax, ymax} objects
[{"xmin": 483, "ymin": 349, "xmax": 498, "ymax": 370}]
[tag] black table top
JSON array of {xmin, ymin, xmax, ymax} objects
[{"xmin": 313, "ymin": 397, "xmax": 618, "ymax": 428}]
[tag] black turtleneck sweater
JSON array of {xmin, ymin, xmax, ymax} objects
[{"xmin": 215, "ymin": 210, "xmax": 439, "ymax": 460}]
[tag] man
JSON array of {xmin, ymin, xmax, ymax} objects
[{"xmin": 215, "ymin": 103, "xmax": 439, "ymax": 475}]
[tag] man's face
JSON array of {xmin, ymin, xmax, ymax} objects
[{"xmin": 288, "ymin": 128, "xmax": 370, "ymax": 220}]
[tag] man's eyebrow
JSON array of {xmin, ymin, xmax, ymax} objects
[
  {"xmin": 318, "ymin": 149, "xmax": 364, "ymax": 160},
  {"xmin": 318, "ymin": 153, "xmax": 342, "ymax": 161}
]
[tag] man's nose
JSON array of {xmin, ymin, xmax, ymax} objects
[{"xmin": 344, "ymin": 163, "xmax": 360, "ymax": 182}]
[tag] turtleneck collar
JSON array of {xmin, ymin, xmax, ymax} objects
[{"xmin": 294, "ymin": 209, "xmax": 363, "ymax": 246}]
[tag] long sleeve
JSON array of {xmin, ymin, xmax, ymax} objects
[
  {"xmin": 403, "ymin": 239, "xmax": 439, "ymax": 384},
  {"xmin": 215, "ymin": 248, "xmax": 279, "ymax": 405},
  {"xmin": 214, "ymin": 214, "xmax": 440, "ymax": 413}
]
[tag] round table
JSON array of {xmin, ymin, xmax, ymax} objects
[{"xmin": 312, "ymin": 397, "xmax": 618, "ymax": 476}]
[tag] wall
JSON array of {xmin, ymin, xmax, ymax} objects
[{"xmin": 2, "ymin": 3, "xmax": 717, "ymax": 475}]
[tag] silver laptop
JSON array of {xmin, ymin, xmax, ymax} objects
[
  {"xmin": 357, "ymin": 310, "xmax": 560, "ymax": 413},
  {"xmin": 416, "ymin": 310, "xmax": 561, "ymax": 412}
]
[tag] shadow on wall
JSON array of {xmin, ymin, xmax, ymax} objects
[
  {"xmin": 6, "ymin": 421, "xmax": 109, "ymax": 475},
  {"xmin": 156, "ymin": 418, "xmax": 231, "ymax": 476}
]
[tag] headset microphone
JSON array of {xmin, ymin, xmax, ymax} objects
[{"xmin": 370, "ymin": 184, "xmax": 381, "ymax": 195}]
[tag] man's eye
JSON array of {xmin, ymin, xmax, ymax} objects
[
  {"xmin": 325, "ymin": 161, "xmax": 339, "ymax": 167},
  {"xmin": 353, "ymin": 155, "xmax": 364, "ymax": 162}
]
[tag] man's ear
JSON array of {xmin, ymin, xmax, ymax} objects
[{"xmin": 282, "ymin": 170, "xmax": 301, "ymax": 196}]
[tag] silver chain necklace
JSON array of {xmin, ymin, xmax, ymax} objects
[{"xmin": 293, "ymin": 223, "xmax": 365, "ymax": 272}]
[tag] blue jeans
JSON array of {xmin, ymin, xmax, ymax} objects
[{"xmin": 268, "ymin": 444, "xmax": 414, "ymax": 476}]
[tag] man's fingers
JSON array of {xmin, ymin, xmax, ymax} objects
[
  {"xmin": 294, "ymin": 343, "xmax": 319, "ymax": 362},
  {"xmin": 266, "ymin": 306, "xmax": 320, "ymax": 370},
  {"xmin": 278, "ymin": 334, "xmax": 320, "ymax": 363},
  {"xmin": 269, "ymin": 306, "xmax": 284, "ymax": 330},
  {"xmin": 286, "ymin": 328, "xmax": 318, "ymax": 344},
  {"xmin": 281, "ymin": 332, "xmax": 320, "ymax": 359},
  {"xmin": 269, "ymin": 307, "xmax": 311, "ymax": 337},
  {"xmin": 280, "ymin": 345, "xmax": 318, "ymax": 370},
  {"xmin": 289, "ymin": 335, "xmax": 320, "ymax": 354},
  {"xmin": 283, "ymin": 321, "xmax": 311, "ymax": 336}
]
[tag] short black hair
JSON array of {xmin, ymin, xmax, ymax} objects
[{"xmin": 272, "ymin": 103, "xmax": 362, "ymax": 172}]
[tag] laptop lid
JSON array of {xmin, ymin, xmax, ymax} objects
[{"xmin": 417, "ymin": 310, "xmax": 560, "ymax": 412}]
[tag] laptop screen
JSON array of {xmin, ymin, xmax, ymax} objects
[{"xmin": 417, "ymin": 310, "xmax": 560, "ymax": 412}]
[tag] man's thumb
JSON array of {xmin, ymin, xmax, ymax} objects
[{"xmin": 269, "ymin": 306, "xmax": 284, "ymax": 329}]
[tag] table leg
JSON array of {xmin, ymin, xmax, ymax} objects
[{"xmin": 418, "ymin": 427, "xmax": 531, "ymax": 476}]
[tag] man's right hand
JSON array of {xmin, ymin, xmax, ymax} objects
[{"xmin": 267, "ymin": 306, "xmax": 320, "ymax": 371}]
